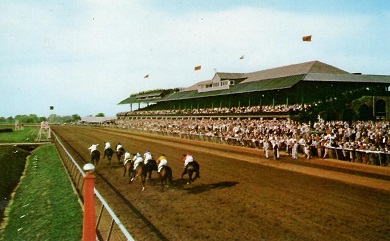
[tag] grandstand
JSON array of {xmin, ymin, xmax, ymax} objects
[{"xmin": 118, "ymin": 60, "xmax": 390, "ymax": 121}]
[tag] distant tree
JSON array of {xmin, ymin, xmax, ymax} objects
[
  {"xmin": 72, "ymin": 114, "xmax": 81, "ymax": 121},
  {"xmin": 6, "ymin": 116, "xmax": 14, "ymax": 123},
  {"xmin": 95, "ymin": 113, "xmax": 105, "ymax": 117}
]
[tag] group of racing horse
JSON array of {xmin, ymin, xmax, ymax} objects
[{"xmin": 89, "ymin": 142, "xmax": 200, "ymax": 191}]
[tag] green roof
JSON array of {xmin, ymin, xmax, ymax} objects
[
  {"xmin": 304, "ymin": 73, "xmax": 390, "ymax": 83},
  {"xmin": 119, "ymin": 60, "xmax": 390, "ymax": 105},
  {"xmin": 159, "ymin": 75, "xmax": 305, "ymax": 102},
  {"xmin": 118, "ymin": 96, "xmax": 138, "ymax": 105}
]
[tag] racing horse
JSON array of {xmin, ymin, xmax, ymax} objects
[
  {"xmin": 182, "ymin": 160, "xmax": 200, "ymax": 184},
  {"xmin": 143, "ymin": 159, "xmax": 157, "ymax": 179},
  {"xmin": 91, "ymin": 150, "xmax": 101, "ymax": 166},
  {"xmin": 129, "ymin": 162, "xmax": 147, "ymax": 191},
  {"xmin": 103, "ymin": 147, "xmax": 114, "ymax": 164},
  {"xmin": 123, "ymin": 153, "xmax": 133, "ymax": 177},
  {"xmin": 116, "ymin": 146, "xmax": 126, "ymax": 163},
  {"xmin": 159, "ymin": 165, "xmax": 173, "ymax": 191}
]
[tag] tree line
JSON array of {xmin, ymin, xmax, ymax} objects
[{"xmin": 0, "ymin": 113, "xmax": 104, "ymax": 124}]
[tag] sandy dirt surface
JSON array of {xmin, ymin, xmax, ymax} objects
[{"xmin": 52, "ymin": 126, "xmax": 390, "ymax": 241}]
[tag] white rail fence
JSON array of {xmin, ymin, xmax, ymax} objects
[{"xmin": 51, "ymin": 131, "xmax": 134, "ymax": 241}]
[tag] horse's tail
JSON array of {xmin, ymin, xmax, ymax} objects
[{"xmin": 193, "ymin": 161, "xmax": 200, "ymax": 179}]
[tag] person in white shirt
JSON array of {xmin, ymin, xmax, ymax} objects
[
  {"xmin": 133, "ymin": 153, "xmax": 143, "ymax": 170},
  {"xmin": 292, "ymin": 141, "xmax": 298, "ymax": 159},
  {"xmin": 116, "ymin": 143, "xmax": 123, "ymax": 152},
  {"xmin": 88, "ymin": 144, "xmax": 99, "ymax": 154},
  {"xmin": 104, "ymin": 142, "xmax": 111, "ymax": 150},
  {"xmin": 143, "ymin": 150, "xmax": 152, "ymax": 165},
  {"xmin": 183, "ymin": 154, "xmax": 194, "ymax": 169},
  {"xmin": 123, "ymin": 152, "xmax": 131, "ymax": 165}
]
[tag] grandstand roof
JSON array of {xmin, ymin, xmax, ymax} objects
[
  {"xmin": 182, "ymin": 72, "xmax": 247, "ymax": 92},
  {"xmin": 119, "ymin": 60, "xmax": 390, "ymax": 104},
  {"xmin": 303, "ymin": 73, "xmax": 390, "ymax": 83},
  {"xmin": 242, "ymin": 60, "xmax": 348, "ymax": 83},
  {"xmin": 217, "ymin": 72, "xmax": 246, "ymax": 80},
  {"xmin": 118, "ymin": 96, "xmax": 138, "ymax": 105}
]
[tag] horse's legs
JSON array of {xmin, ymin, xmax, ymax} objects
[
  {"xmin": 141, "ymin": 170, "xmax": 146, "ymax": 191},
  {"xmin": 129, "ymin": 170, "xmax": 134, "ymax": 183},
  {"xmin": 181, "ymin": 169, "xmax": 187, "ymax": 179},
  {"xmin": 168, "ymin": 169, "xmax": 173, "ymax": 184},
  {"xmin": 187, "ymin": 171, "xmax": 193, "ymax": 185},
  {"xmin": 123, "ymin": 165, "xmax": 127, "ymax": 177},
  {"xmin": 160, "ymin": 175, "xmax": 165, "ymax": 192}
]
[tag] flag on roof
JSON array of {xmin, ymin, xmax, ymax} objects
[
  {"xmin": 194, "ymin": 65, "xmax": 201, "ymax": 71},
  {"xmin": 240, "ymin": 55, "xmax": 244, "ymax": 59},
  {"xmin": 144, "ymin": 74, "xmax": 149, "ymax": 78},
  {"xmin": 302, "ymin": 35, "xmax": 312, "ymax": 42}
]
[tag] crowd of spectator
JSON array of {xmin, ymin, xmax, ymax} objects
[
  {"xmin": 116, "ymin": 104, "xmax": 310, "ymax": 117},
  {"xmin": 112, "ymin": 113, "xmax": 390, "ymax": 166}
]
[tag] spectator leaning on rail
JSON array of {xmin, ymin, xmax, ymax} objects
[{"xmin": 292, "ymin": 140, "xmax": 298, "ymax": 159}]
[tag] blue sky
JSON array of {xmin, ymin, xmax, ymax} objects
[{"xmin": 1, "ymin": 0, "xmax": 389, "ymax": 118}]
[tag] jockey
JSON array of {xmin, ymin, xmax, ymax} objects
[
  {"xmin": 182, "ymin": 153, "xmax": 194, "ymax": 169},
  {"xmin": 88, "ymin": 144, "xmax": 99, "ymax": 154},
  {"xmin": 104, "ymin": 142, "xmax": 111, "ymax": 150},
  {"xmin": 123, "ymin": 152, "xmax": 131, "ymax": 165},
  {"xmin": 157, "ymin": 154, "xmax": 168, "ymax": 172},
  {"xmin": 133, "ymin": 153, "xmax": 143, "ymax": 170},
  {"xmin": 116, "ymin": 142, "xmax": 123, "ymax": 152},
  {"xmin": 143, "ymin": 150, "xmax": 152, "ymax": 164}
]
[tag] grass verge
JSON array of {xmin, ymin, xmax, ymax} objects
[
  {"xmin": 0, "ymin": 144, "xmax": 82, "ymax": 241},
  {"xmin": 0, "ymin": 127, "xmax": 39, "ymax": 143}
]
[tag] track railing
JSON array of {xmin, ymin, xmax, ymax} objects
[{"xmin": 51, "ymin": 131, "xmax": 134, "ymax": 241}]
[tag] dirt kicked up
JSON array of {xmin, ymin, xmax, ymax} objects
[{"xmin": 53, "ymin": 126, "xmax": 390, "ymax": 241}]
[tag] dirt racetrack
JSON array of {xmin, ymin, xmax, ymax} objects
[{"xmin": 52, "ymin": 126, "xmax": 390, "ymax": 241}]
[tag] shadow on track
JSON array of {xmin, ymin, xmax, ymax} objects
[{"xmin": 178, "ymin": 181, "xmax": 239, "ymax": 194}]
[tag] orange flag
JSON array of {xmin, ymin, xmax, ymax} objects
[
  {"xmin": 302, "ymin": 35, "xmax": 312, "ymax": 42},
  {"xmin": 144, "ymin": 74, "xmax": 149, "ymax": 78},
  {"xmin": 194, "ymin": 65, "xmax": 201, "ymax": 71}
]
